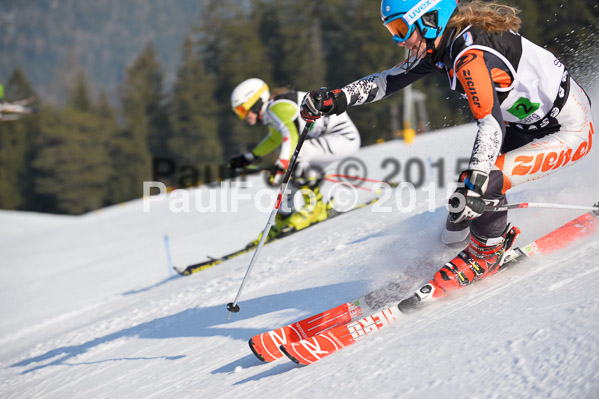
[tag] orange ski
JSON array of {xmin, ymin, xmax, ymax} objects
[
  {"xmin": 249, "ymin": 297, "xmax": 370, "ymax": 362},
  {"xmin": 280, "ymin": 305, "xmax": 403, "ymax": 365}
]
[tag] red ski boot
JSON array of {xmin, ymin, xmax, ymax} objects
[{"xmin": 399, "ymin": 225, "xmax": 520, "ymax": 313}]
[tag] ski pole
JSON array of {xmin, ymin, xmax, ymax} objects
[
  {"xmin": 226, "ymin": 120, "xmax": 315, "ymax": 319},
  {"xmin": 485, "ymin": 201, "xmax": 599, "ymax": 215}
]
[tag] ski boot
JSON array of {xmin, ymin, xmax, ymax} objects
[
  {"xmin": 247, "ymin": 186, "xmax": 329, "ymax": 247},
  {"xmin": 325, "ymin": 196, "xmax": 339, "ymax": 217},
  {"xmin": 246, "ymin": 212, "xmax": 293, "ymax": 248},
  {"xmin": 282, "ymin": 186, "xmax": 329, "ymax": 231},
  {"xmin": 399, "ymin": 225, "xmax": 520, "ymax": 313}
]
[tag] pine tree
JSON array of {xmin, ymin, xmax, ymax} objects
[
  {"xmin": 123, "ymin": 43, "xmax": 171, "ymax": 157},
  {"xmin": 32, "ymin": 73, "xmax": 113, "ymax": 214},
  {"xmin": 94, "ymin": 91, "xmax": 122, "ymax": 205},
  {"xmin": 276, "ymin": 1, "xmax": 327, "ymax": 90},
  {"xmin": 252, "ymin": 0, "xmax": 286, "ymax": 88},
  {"xmin": 0, "ymin": 69, "xmax": 40, "ymax": 210},
  {"xmin": 115, "ymin": 42, "xmax": 165, "ymax": 198},
  {"xmin": 169, "ymin": 36, "xmax": 223, "ymax": 185},
  {"xmin": 69, "ymin": 71, "xmax": 93, "ymax": 113},
  {"xmin": 195, "ymin": 0, "xmax": 274, "ymax": 158}
]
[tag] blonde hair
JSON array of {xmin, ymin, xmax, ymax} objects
[
  {"xmin": 448, "ymin": 1, "xmax": 521, "ymax": 34},
  {"xmin": 270, "ymin": 86, "xmax": 293, "ymax": 100}
]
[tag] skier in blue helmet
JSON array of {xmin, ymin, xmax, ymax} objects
[{"xmin": 300, "ymin": 1, "xmax": 595, "ymax": 305}]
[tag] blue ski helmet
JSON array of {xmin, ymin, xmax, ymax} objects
[{"xmin": 381, "ymin": 0, "xmax": 458, "ymax": 43}]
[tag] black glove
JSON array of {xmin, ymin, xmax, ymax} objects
[
  {"xmin": 300, "ymin": 88, "xmax": 348, "ymax": 122},
  {"xmin": 228, "ymin": 152, "xmax": 256, "ymax": 171},
  {"xmin": 448, "ymin": 170, "xmax": 489, "ymax": 224},
  {"xmin": 267, "ymin": 159, "xmax": 288, "ymax": 187}
]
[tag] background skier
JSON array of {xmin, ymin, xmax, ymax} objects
[{"xmin": 229, "ymin": 78, "xmax": 361, "ymax": 241}]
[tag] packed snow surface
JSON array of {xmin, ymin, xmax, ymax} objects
[{"xmin": 1, "ymin": 97, "xmax": 598, "ymax": 398}]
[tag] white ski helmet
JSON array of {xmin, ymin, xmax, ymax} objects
[{"xmin": 231, "ymin": 78, "xmax": 270, "ymax": 119}]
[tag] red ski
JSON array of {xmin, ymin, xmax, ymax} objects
[
  {"xmin": 279, "ymin": 304, "xmax": 404, "ymax": 365},
  {"xmin": 280, "ymin": 210, "xmax": 599, "ymax": 365},
  {"xmin": 248, "ymin": 298, "xmax": 367, "ymax": 362},
  {"xmin": 248, "ymin": 279, "xmax": 416, "ymax": 362}
]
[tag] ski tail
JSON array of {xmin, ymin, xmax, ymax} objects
[
  {"xmin": 248, "ymin": 298, "xmax": 369, "ymax": 362},
  {"xmin": 280, "ymin": 306, "xmax": 403, "ymax": 365},
  {"xmin": 174, "ymin": 246, "xmax": 253, "ymax": 275}
]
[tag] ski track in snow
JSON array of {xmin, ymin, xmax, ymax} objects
[{"xmin": 1, "ymin": 96, "xmax": 598, "ymax": 398}]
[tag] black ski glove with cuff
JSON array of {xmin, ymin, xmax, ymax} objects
[
  {"xmin": 300, "ymin": 89, "xmax": 348, "ymax": 122},
  {"xmin": 228, "ymin": 152, "xmax": 257, "ymax": 171},
  {"xmin": 448, "ymin": 170, "xmax": 489, "ymax": 224}
]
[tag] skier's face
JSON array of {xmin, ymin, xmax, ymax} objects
[
  {"xmin": 245, "ymin": 110, "xmax": 259, "ymax": 125},
  {"xmin": 395, "ymin": 26, "xmax": 425, "ymax": 55}
]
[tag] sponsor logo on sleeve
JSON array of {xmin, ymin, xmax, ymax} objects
[
  {"xmin": 461, "ymin": 69, "xmax": 481, "ymax": 109},
  {"xmin": 463, "ymin": 32, "xmax": 473, "ymax": 46},
  {"xmin": 455, "ymin": 53, "xmax": 477, "ymax": 72}
]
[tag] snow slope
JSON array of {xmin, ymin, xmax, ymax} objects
[{"xmin": 1, "ymin": 96, "xmax": 598, "ymax": 398}]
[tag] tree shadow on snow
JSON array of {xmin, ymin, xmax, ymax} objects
[{"xmin": 11, "ymin": 281, "xmax": 367, "ymax": 375}]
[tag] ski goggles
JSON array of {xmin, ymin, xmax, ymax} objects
[
  {"xmin": 233, "ymin": 84, "xmax": 269, "ymax": 119},
  {"xmin": 384, "ymin": 14, "xmax": 415, "ymax": 44}
]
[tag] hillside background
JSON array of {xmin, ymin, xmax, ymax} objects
[{"xmin": 0, "ymin": 0, "xmax": 598, "ymax": 214}]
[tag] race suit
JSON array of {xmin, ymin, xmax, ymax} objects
[{"xmin": 338, "ymin": 26, "xmax": 594, "ymax": 239}]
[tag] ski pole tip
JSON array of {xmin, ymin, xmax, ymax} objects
[{"xmin": 227, "ymin": 302, "xmax": 240, "ymax": 313}]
